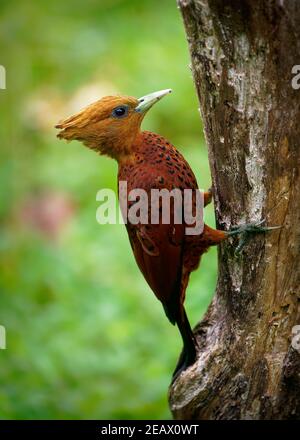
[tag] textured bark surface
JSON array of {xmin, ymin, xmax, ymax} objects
[{"xmin": 169, "ymin": 0, "xmax": 300, "ymax": 420}]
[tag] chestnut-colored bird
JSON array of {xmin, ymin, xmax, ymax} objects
[{"xmin": 56, "ymin": 89, "xmax": 277, "ymax": 379}]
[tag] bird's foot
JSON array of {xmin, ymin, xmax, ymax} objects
[
  {"xmin": 228, "ymin": 219, "xmax": 282, "ymax": 235},
  {"xmin": 204, "ymin": 187, "xmax": 213, "ymax": 207},
  {"xmin": 227, "ymin": 219, "xmax": 282, "ymax": 254}
]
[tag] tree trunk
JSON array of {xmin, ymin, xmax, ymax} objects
[{"xmin": 169, "ymin": 0, "xmax": 300, "ymax": 420}]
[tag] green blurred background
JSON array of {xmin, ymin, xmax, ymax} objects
[{"xmin": 0, "ymin": 0, "xmax": 217, "ymax": 419}]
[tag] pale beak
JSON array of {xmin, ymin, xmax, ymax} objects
[{"xmin": 135, "ymin": 89, "xmax": 172, "ymax": 113}]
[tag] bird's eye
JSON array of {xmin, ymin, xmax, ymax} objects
[{"xmin": 112, "ymin": 105, "xmax": 129, "ymax": 118}]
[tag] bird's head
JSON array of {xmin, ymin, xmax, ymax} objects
[{"xmin": 55, "ymin": 89, "xmax": 172, "ymax": 161}]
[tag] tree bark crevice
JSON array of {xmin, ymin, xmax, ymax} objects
[{"xmin": 169, "ymin": 0, "xmax": 300, "ymax": 420}]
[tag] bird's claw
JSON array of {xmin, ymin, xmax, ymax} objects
[
  {"xmin": 204, "ymin": 187, "xmax": 213, "ymax": 206},
  {"xmin": 227, "ymin": 220, "xmax": 283, "ymax": 254},
  {"xmin": 228, "ymin": 219, "xmax": 282, "ymax": 236}
]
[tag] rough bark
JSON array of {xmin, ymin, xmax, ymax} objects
[{"xmin": 169, "ymin": 0, "xmax": 300, "ymax": 420}]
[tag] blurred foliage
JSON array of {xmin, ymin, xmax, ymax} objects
[{"xmin": 0, "ymin": 0, "xmax": 217, "ymax": 419}]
